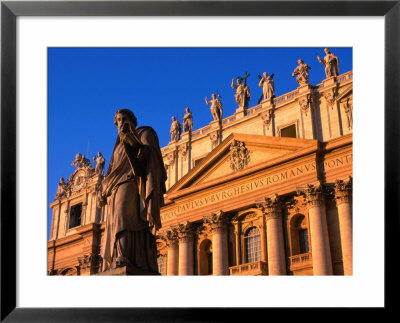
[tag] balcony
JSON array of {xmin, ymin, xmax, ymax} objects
[
  {"xmin": 289, "ymin": 252, "xmax": 312, "ymax": 270},
  {"xmin": 229, "ymin": 261, "xmax": 268, "ymax": 276}
]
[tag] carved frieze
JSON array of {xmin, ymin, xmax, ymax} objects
[
  {"xmin": 229, "ymin": 139, "xmax": 250, "ymax": 172},
  {"xmin": 334, "ymin": 176, "xmax": 352, "ymax": 205}
]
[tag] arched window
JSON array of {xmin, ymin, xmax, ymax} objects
[
  {"xmin": 245, "ymin": 227, "xmax": 261, "ymax": 263},
  {"xmin": 199, "ymin": 239, "xmax": 212, "ymax": 275},
  {"xmin": 157, "ymin": 254, "xmax": 166, "ymax": 275}
]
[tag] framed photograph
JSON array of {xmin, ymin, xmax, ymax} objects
[{"xmin": 1, "ymin": 1, "xmax": 398, "ymax": 321}]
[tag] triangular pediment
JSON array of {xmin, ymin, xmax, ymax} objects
[{"xmin": 166, "ymin": 133, "xmax": 318, "ymax": 199}]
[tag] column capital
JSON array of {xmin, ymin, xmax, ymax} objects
[
  {"xmin": 203, "ymin": 210, "xmax": 227, "ymax": 234},
  {"xmin": 334, "ymin": 176, "xmax": 352, "ymax": 205},
  {"xmin": 160, "ymin": 228, "xmax": 179, "ymax": 249},
  {"xmin": 174, "ymin": 221, "xmax": 194, "ymax": 244},
  {"xmin": 297, "ymin": 181, "xmax": 325, "ymax": 208},
  {"xmin": 256, "ymin": 194, "xmax": 282, "ymax": 221}
]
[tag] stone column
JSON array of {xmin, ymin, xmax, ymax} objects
[
  {"xmin": 165, "ymin": 229, "xmax": 179, "ymax": 276},
  {"xmin": 258, "ymin": 194, "xmax": 286, "ymax": 275},
  {"xmin": 204, "ymin": 211, "xmax": 229, "ymax": 275},
  {"xmin": 176, "ymin": 221, "xmax": 194, "ymax": 275},
  {"xmin": 335, "ymin": 177, "xmax": 353, "ymax": 275},
  {"xmin": 298, "ymin": 182, "xmax": 333, "ymax": 275}
]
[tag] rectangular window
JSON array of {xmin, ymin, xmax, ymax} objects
[
  {"xmin": 299, "ymin": 229, "xmax": 309, "ymax": 253},
  {"xmin": 280, "ymin": 124, "xmax": 297, "ymax": 138},
  {"xmin": 69, "ymin": 203, "xmax": 82, "ymax": 229}
]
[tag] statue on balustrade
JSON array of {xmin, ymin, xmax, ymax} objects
[
  {"xmin": 317, "ymin": 48, "xmax": 339, "ymax": 78},
  {"xmin": 292, "ymin": 59, "xmax": 311, "ymax": 85},
  {"xmin": 170, "ymin": 116, "xmax": 182, "ymax": 142},
  {"xmin": 205, "ymin": 93, "xmax": 223, "ymax": 122},
  {"xmin": 183, "ymin": 107, "xmax": 193, "ymax": 132},
  {"xmin": 231, "ymin": 72, "xmax": 251, "ymax": 109},
  {"xmin": 97, "ymin": 109, "xmax": 166, "ymax": 273},
  {"xmin": 258, "ymin": 72, "xmax": 275, "ymax": 103}
]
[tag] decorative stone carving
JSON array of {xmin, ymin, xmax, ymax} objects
[
  {"xmin": 261, "ymin": 109, "xmax": 273, "ymax": 130},
  {"xmin": 292, "ymin": 59, "xmax": 311, "ymax": 85},
  {"xmin": 78, "ymin": 253, "xmax": 102, "ymax": 272},
  {"xmin": 229, "ymin": 139, "xmax": 250, "ymax": 171},
  {"xmin": 343, "ymin": 98, "xmax": 353, "ymax": 130},
  {"xmin": 178, "ymin": 143, "xmax": 188, "ymax": 159},
  {"xmin": 299, "ymin": 95, "xmax": 312, "ymax": 116},
  {"xmin": 256, "ymin": 194, "xmax": 282, "ymax": 220},
  {"xmin": 296, "ymin": 181, "xmax": 325, "ymax": 208},
  {"xmin": 334, "ymin": 176, "xmax": 352, "ymax": 205},
  {"xmin": 175, "ymin": 221, "xmax": 194, "ymax": 244},
  {"xmin": 167, "ymin": 151, "xmax": 176, "ymax": 166},
  {"xmin": 209, "ymin": 130, "xmax": 221, "ymax": 149},
  {"xmin": 231, "ymin": 72, "xmax": 251, "ymax": 109},
  {"xmin": 203, "ymin": 210, "xmax": 227, "ymax": 234},
  {"xmin": 324, "ymin": 90, "xmax": 337, "ymax": 109},
  {"xmin": 170, "ymin": 116, "xmax": 181, "ymax": 142},
  {"xmin": 317, "ymin": 48, "xmax": 339, "ymax": 78}
]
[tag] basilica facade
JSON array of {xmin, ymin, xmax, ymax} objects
[{"xmin": 48, "ymin": 69, "xmax": 353, "ymax": 276}]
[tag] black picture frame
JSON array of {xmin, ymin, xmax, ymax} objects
[{"xmin": 1, "ymin": 1, "xmax": 398, "ymax": 321}]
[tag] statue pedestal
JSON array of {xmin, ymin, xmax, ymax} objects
[
  {"xmin": 322, "ymin": 76, "xmax": 337, "ymax": 87},
  {"xmin": 181, "ymin": 131, "xmax": 191, "ymax": 142},
  {"xmin": 209, "ymin": 120, "xmax": 221, "ymax": 130},
  {"xmin": 94, "ymin": 266, "xmax": 160, "ymax": 276},
  {"xmin": 235, "ymin": 107, "xmax": 246, "ymax": 119},
  {"xmin": 298, "ymin": 83, "xmax": 313, "ymax": 94}
]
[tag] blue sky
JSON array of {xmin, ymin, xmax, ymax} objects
[{"xmin": 48, "ymin": 47, "xmax": 352, "ymax": 238}]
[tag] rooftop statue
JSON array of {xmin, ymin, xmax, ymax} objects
[
  {"xmin": 183, "ymin": 107, "xmax": 193, "ymax": 132},
  {"xmin": 231, "ymin": 72, "xmax": 251, "ymax": 109},
  {"xmin": 93, "ymin": 152, "xmax": 105, "ymax": 176},
  {"xmin": 205, "ymin": 93, "xmax": 223, "ymax": 122},
  {"xmin": 292, "ymin": 59, "xmax": 311, "ymax": 85},
  {"xmin": 317, "ymin": 48, "xmax": 339, "ymax": 78},
  {"xmin": 97, "ymin": 109, "xmax": 166, "ymax": 273},
  {"xmin": 72, "ymin": 153, "xmax": 91, "ymax": 168},
  {"xmin": 170, "ymin": 116, "xmax": 182, "ymax": 142},
  {"xmin": 55, "ymin": 177, "xmax": 68, "ymax": 199},
  {"xmin": 258, "ymin": 72, "xmax": 275, "ymax": 103}
]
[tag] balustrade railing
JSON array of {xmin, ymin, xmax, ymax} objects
[{"xmin": 229, "ymin": 261, "xmax": 268, "ymax": 276}]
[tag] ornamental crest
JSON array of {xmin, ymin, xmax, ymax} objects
[{"xmin": 229, "ymin": 140, "xmax": 250, "ymax": 172}]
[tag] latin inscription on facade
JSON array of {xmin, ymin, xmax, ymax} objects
[{"xmin": 161, "ymin": 153, "xmax": 352, "ymax": 222}]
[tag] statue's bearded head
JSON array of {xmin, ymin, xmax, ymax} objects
[{"xmin": 114, "ymin": 109, "xmax": 137, "ymax": 136}]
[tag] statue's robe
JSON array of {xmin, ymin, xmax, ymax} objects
[{"xmin": 100, "ymin": 126, "xmax": 166, "ymax": 272}]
